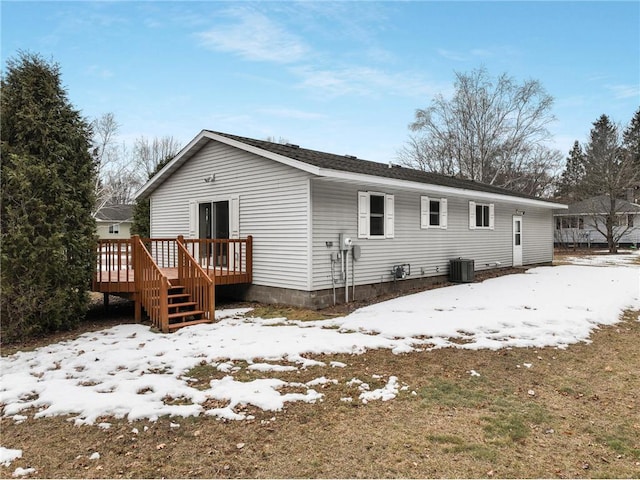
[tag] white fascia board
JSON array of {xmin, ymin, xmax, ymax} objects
[
  {"xmin": 134, "ymin": 130, "xmax": 212, "ymax": 200},
  {"xmin": 317, "ymin": 168, "xmax": 568, "ymax": 209}
]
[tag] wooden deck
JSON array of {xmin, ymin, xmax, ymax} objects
[
  {"xmin": 92, "ymin": 236, "xmax": 252, "ymax": 332},
  {"xmin": 93, "ymin": 266, "xmax": 251, "ymax": 293}
]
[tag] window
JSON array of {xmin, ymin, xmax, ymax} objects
[
  {"xmin": 629, "ymin": 215, "xmax": 635, "ymax": 228},
  {"xmin": 476, "ymin": 204, "xmax": 490, "ymax": 227},
  {"xmin": 358, "ymin": 191, "xmax": 394, "ymax": 239},
  {"xmin": 370, "ymin": 194, "xmax": 385, "ymax": 236},
  {"xmin": 420, "ymin": 196, "xmax": 448, "ymax": 229},
  {"xmin": 108, "ymin": 224, "xmax": 120, "ymax": 234},
  {"xmin": 613, "ymin": 215, "xmax": 628, "ymax": 227},
  {"xmin": 469, "ymin": 201, "xmax": 494, "ymax": 230},
  {"xmin": 558, "ymin": 216, "xmax": 584, "ymax": 229}
]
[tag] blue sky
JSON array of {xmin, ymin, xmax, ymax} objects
[{"xmin": 2, "ymin": 1, "xmax": 639, "ymax": 164}]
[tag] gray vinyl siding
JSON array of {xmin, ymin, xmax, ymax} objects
[
  {"xmin": 522, "ymin": 207, "xmax": 554, "ymax": 265},
  {"xmin": 311, "ymin": 180, "xmax": 554, "ymax": 290},
  {"xmin": 554, "ymin": 215, "xmax": 640, "ymax": 245},
  {"xmin": 150, "ymin": 141, "xmax": 312, "ymax": 290}
]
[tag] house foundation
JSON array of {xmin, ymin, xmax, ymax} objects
[{"xmin": 219, "ymin": 273, "xmax": 454, "ymax": 310}]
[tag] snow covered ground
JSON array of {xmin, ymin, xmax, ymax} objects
[{"xmin": 1, "ymin": 251, "xmax": 639, "ymax": 471}]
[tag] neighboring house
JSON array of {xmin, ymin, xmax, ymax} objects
[
  {"xmin": 95, "ymin": 204, "xmax": 133, "ymax": 239},
  {"xmin": 135, "ymin": 130, "xmax": 566, "ymax": 308},
  {"xmin": 554, "ymin": 195, "xmax": 640, "ymax": 248}
]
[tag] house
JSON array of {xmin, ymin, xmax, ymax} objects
[
  {"xmin": 554, "ymin": 195, "xmax": 640, "ymax": 248},
  {"xmin": 95, "ymin": 204, "xmax": 133, "ymax": 239},
  {"xmin": 135, "ymin": 130, "xmax": 566, "ymax": 309}
]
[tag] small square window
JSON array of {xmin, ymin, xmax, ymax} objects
[{"xmin": 108, "ymin": 224, "xmax": 120, "ymax": 234}]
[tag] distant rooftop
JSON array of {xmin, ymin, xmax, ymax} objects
[{"xmin": 95, "ymin": 204, "xmax": 133, "ymax": 222}]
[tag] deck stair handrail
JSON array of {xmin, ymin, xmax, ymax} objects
[
  {"xmin": 176, "ymin": 235, "xmax": 215, "ymax": 322},
  {"xmin": 132, "ymin": 235, "xmax": 169, "ymax": 332}
]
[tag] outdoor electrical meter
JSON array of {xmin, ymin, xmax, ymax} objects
[{"xmin": 338, "ymin": 233, "xmax": 352, "ymax": 250}]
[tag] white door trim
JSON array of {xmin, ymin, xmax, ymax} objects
[{"xmin": 513, "ymin": 215, "xmax": 523, "ymax": 267}]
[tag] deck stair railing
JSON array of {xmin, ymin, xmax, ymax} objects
[
  {"xmin": 132, "ymin": 235, "xmax": 169, "ymax": 332},
  {"xmin": 176, "ymin": 236, "xmax": 215, "ymax": 322}
]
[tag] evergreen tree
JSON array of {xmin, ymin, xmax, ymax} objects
[
  {"xmin": 555, "ymin": 141, "xmax": 586, "ymax": 201},
  {"xmin": 1, "ymin": 52, "xmax": 96, "ymax": 341},
  {"xmin": 582, "ymin": 114, "xmax": 638, "ymax": 252},
  {"xmin": 623, "ymin": 107, "xmax": 640, "ymax": 166},
  {"xmin": 622, "ymin": 107, "xmax": 640, "ymax": 202}
]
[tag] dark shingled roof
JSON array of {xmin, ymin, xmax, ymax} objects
[
  {"xmin": 209, "ymin": 130, "xmax": 545, "ymax": 202},
  {"xmin": 95, "ymin": 204, "xmax": 133, "ymax": 222},
  {"xmin": 554, "ymin": 195, "xmax": 640, "ymax": 215}
]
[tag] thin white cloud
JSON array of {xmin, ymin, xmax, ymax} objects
[
  {"xmin": 86, "ymin": 65, "xmax": 114, "ymax": 79},
  {"xmin": 290, "ymin": 65, "xmax": 449, "ymax": 99},
  {"xmin": 436, "ymin": 48, "xmax": 468, "ymax": 62},
  {"xmin": 437, "ymin": 46, "xmax": 517, "ymax": 62},
  {"xmin": 257, "ymin": 107, "xmax": 326, "ymax": 121},
  {"xmin": 196, "ymin": 8, "xmax": 308, "ymax": 64},
  {"xmin": 606, "ymin": 84, "xmax": 640, "ymax": 99}
]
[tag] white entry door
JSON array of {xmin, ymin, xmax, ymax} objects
[{"xmin": 513, "ymin": 216, "xmax": 523, "ymax": 267}]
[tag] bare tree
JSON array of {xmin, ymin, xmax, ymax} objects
[
  {"xmin": 398, "ymin": 68, "xmax": 561, "ymax": 196},
  {"xmin": 91, "ymin": 113, "xmax": 138, "ymax": 214},
  {"xmin": 133, "ymin": 135, "xmax": 181, "ymax": 179},
  {"xmin": 91, "ymin": 115, "xmax": 181, "ymax": 214}
]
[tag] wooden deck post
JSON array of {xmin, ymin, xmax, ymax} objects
[
  {"xmin": 160, "ymin": 276, "xmax": 169, "ymax": 333},
  {"xmin": 131, "ymin": 235, "xmax": 141, "ymax": 322},
  {"xmin": 246, "ymin": 235, "xmax": 253, "ymax": 283}
]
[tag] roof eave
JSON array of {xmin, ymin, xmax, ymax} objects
[{"xmin": 316, "ymin": 168, "xmax": 568, "ymax": 209}]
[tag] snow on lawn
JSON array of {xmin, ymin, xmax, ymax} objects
[
  {"xmin": 560, "ymin": 249, "xmax": 640, "ymax": 266},
  {"xmin": 1, "ymin": 256, "xmax": 638, "ymax": 432}
]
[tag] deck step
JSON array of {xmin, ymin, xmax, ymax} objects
[
  {"xmin": 168, "ymin": 293, "xmax": 190, "ymax": 300},
  {"xmin": 167, "ymin": 301, "xmax": 198, "ymax": 310},
  {"xmin": 167, "ymin": 310, "xmax": 205, "ymax": 321},
  {"xmin": 167, "ymin": 318, "xmax": 212, "ymax": 331}
]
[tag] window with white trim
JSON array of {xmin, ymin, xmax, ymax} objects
[
  {"xmin": 358, "ymin": 191, "xmax": 394, "ymax": 239},
  {"xmin": 469, "ymin": 201, "xmax": 494, "ymax": 230},
  {"xmin": 421, "ymin": 196, "xmax": 447, "ymax": 229},
  {"xmin": 108, "ymin": 224, "xmax": 120, "ymax": 234}
]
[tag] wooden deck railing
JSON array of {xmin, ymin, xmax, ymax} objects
[
  {"xmin": 132, "ymin": 235, "xmax": 169, "ymax": 332},
  {"xmin": 176, "ymin": 236, "xmax": 215, "ymax": 322},
  {"xmin": 183, "ymin": 236, "xmax": 253, "ymax": 283},
  {"xmin": 94, "ymin": 239, "xmax": 134, "ymax": 292}
]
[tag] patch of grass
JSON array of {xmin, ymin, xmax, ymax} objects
[
  {"xmin": 598, "ymin": 431, "xmax": 640, "ymax": 460},
  {"xmin": 445, "ymin": 443, "xmax": 498, "ymax": 462},
  {"xmin": 246, "ymin": 305, "xmax": 337, "ymax": 321},
  {"xmin": 482, "ymin": 411, "xmax": 531, "ymax": 444},
  {"xmin": 427, "ymin": 434, "xmax": 464, "ymax": 445},
  {"xmin": 183, "ymin": 364, "xmax": 221, "ymax": 390},
  {"xmin": 419, "ymin": 378, "xmax": 488, "ymax": 409}
]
